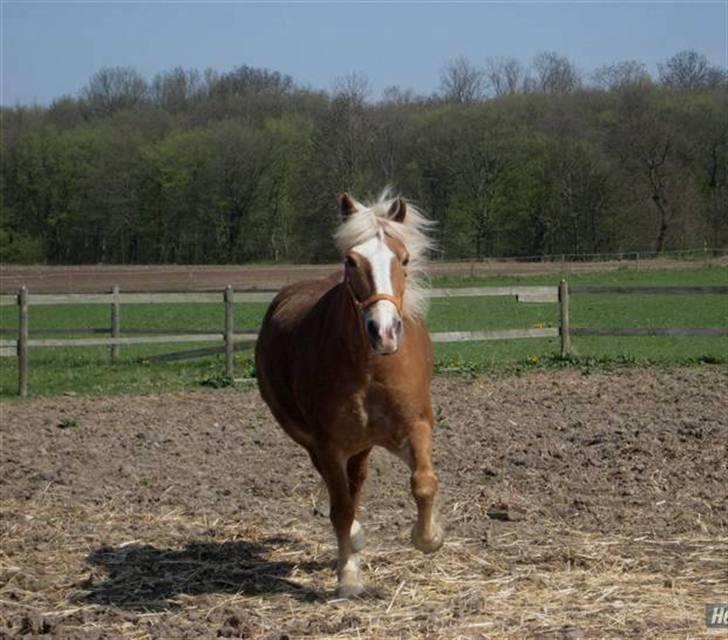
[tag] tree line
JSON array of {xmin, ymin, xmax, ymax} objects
[{"xmin": 1, "ymin": 50, "xmax": 726, "ymax": 264}]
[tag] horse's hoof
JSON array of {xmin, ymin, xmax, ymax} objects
[
  {"xmin": 336, "ymin": 581, "xmax": 365, "ymax": 599},
  {"xmin": 412, "ymin": 523, "xmax": 444, "ymax": 554}
]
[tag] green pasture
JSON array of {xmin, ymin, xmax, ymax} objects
[{"xmin": 1, "ymin": 266, "xmax": 726, "ymax": 398}]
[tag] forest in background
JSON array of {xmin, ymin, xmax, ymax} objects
[{"xmin": 1, "ymin": 50, "xmax": 726, "ymax": 264}]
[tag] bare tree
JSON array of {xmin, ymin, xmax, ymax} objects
[
  {"xmin": 646, "ymin": 140, "xmax": 673, "ymax": 254},
  {"xmin": 201, "ymin": 68, "xmax": 219, "ymax": 97},
  {"xmin": 609, "ymin": 88, "xmax": 677, "ymax": 254},
  {"xmin": 484, "ymin": 57, "xmax": 524, "ymax": 96},
  {"xmin": 318, "ymin": 72, "xmax": 373, "ymax": 193},
  {"xmin": 333, "ymin": 71, "xmax": 370, "ymax": 106},
  {"xmin": 592, "ymin": 60, "xmax": 651, "ymax": 90},
  {"xmin": 659, "ymin": 50, "xmax": 724, "ymax": 90},
  {"xmin": 531, "ymin": 52, "xmax": 580, "ymax": 94},
  {"xmin": 381, "ymin": 85, "xmax": 417, "ymax": 105},
  {"xmin": 151, "ymin": 67, "xmax": 202, "ymax": 112},
  {"xmin": 439, "ymin": 56, "xmax": 485, "ymax": 103},
  {"xmin": 81, "ymin": 67, "xmax": 148, "ymax": 115}
]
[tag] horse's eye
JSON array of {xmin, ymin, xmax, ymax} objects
[
  {"xmin": 402, "ymin": 256, "xmax": 410, "ymax": 267},
  {"xmin": 345, "ymin": 255, "xmax": 357, "ymax": 268}
]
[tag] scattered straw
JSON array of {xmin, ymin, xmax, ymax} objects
[{"xmin": 1, "ymin": 497, "xmax": 726, "ymax": 639}]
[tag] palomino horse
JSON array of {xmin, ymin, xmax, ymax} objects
[{"xmin": 255, "ymin": 190, "xmax": 443, "ymax": 597}]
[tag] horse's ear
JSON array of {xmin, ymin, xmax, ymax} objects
[
  {"xmin": 387, "ymin": 197, "xmax": 407, "ymax": 223},
  {"xmin": 339, "ymin": 193, "xmax": 359, "ymax": 219}
]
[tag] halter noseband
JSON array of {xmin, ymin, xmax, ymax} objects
[
  {"xmin": 355, "ymin": 292, "xmax": 403, "ymax": 315},
  {"xmin": 345, "ymin": 271, "xmax": 404, "ymax": 316}
]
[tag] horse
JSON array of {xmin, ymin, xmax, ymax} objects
[{"xmin": 255, "ymin": 189, "xmax": 443, "ymax": 597}]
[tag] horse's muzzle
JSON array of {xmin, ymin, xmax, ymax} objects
[{"xmin": 366, "ymin": 316, "xmax": 403, "ymax": 355}]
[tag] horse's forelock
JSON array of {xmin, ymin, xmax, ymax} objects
[{"xmin": 334, "ymin": 191, "xmax": 432, "ymax": 258}]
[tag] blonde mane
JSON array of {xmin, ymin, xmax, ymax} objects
[{"xmin": 334, "ymin": 188, "xmax": 435, "ymax": 319}]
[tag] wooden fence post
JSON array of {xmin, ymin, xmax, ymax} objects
[
  {"xmin": 559, "ymin": 279, "xmax": 571, "ymax": 358},
  {"xmin": 111, "ymin": 285, "xmax": 120, "ymax": 362},
  {"xmin": 224, "ymin": 285, "xmax": 234, "ymax": 378},
  {"xmin": 18, "ymin": 286, "xmax": 28, "ymax": 397}
]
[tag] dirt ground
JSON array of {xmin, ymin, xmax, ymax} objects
[
  {"xmin": 1, "ymin": 368, "xmax": 727, "ymax": 639},
  {"xmin": 2, "ymin": 257, "xmax": 724, "ymax": 294}
]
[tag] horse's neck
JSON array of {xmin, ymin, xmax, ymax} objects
[{"xmin": 321, "ymin": 282, "xmax": 370, "ymax": 369}]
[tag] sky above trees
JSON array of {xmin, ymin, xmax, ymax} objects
[{"xmin": 2, "ymin": 1, "xmax": 726, "ymax": 106}]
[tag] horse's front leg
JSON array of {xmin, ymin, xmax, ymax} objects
[
  {"xmin": 314, "ymin": 450, "xmax": 365, "ymax": 598},
  {"xmin": 399, "ymin": 420, "xmax": 444, "ymax": 553},
  {"xmin": 346, "ymin": 447, "xmax": 371, "ymax": 553}
]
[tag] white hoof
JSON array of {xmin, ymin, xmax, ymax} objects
[{"xmin": 337, "ymin": 553, "xmax": 364, "ymax": 598}]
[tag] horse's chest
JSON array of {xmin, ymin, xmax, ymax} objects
[{"xmin": 344, "ymin": 385, "xmax": 408, "ymax": 444}]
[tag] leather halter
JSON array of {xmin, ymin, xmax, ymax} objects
[{"xmin": 345, "ymin": 270, "xmax": 404, "ymax": 316}]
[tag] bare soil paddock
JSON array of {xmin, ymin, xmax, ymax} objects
[
  {"xmin": 1, "ymin": 368, "xmax": 727, "ymax": 639},
  {"xmin": 2, "ymin": 257, "xmax": 724, "ymax": 293}
]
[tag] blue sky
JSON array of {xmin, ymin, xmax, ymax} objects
[{"xmin": 2, "ymin": 1, "xmax": 727, "ymax": 106}]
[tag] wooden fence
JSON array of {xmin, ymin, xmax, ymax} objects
[{"xmin": 1, "ymin": 282, "xmax": 726, "ymax": 397}]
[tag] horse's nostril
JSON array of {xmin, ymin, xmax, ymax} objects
[
  {"xmin": 395, "ymin": 318, "xmax": 403, "ymax": 335},
  {"xmin": 366, "ymin": 319, "xmax": 379, "ymax": 340}
]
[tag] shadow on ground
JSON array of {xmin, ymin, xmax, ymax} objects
[{"xmin": 80, "ymin": 537, "xmax": 326, "ymax": 610}]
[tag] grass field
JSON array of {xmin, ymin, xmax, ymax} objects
[{"xmin": 1, "ymin": 266, "xmax": 726, "ymax": 397}]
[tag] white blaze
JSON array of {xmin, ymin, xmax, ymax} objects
[{"xmin": 352, "ymin": 233, "xmax": 401, "ymax": 352}]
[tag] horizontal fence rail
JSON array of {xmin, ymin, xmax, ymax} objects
[
  {"xmin": 429, "ymin": 286, "xmax": 557, "ymax": 303},
  {"xmin": 570, "ymin": 327, "xmax": 728, "ymax": 337},
  {"xmin": 0, "ymin": 333, "xmax": 259, "ymax": 349},
  {"xmin": 0, "ymin": 287, "xmax": 559, "ymax": 306},
  {"xmin": 0, "ymin": 327, "xmax": 260, "ymax": 336},
  {"xmin": 570, "ymin": 286, "xmax": 728, "ymax": 295},
  {"xmin": 4, "ymin": 281, "xmax": 727, "ymax": 396},
  {"xmin": 431, "ymin": 328, "xmax": 559, "ymax": 342},
  {"xmin": 0, "ymin": 291, "xmax": 273, "ymax": 306}
]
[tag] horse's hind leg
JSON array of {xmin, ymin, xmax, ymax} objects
[
  {"xmin": 312, "ymin": 449, "xmax": 365, "ymax": 598},
  {"xmin": 400, "ymin": 421, "xmax": 444, "ymax": 554}
]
